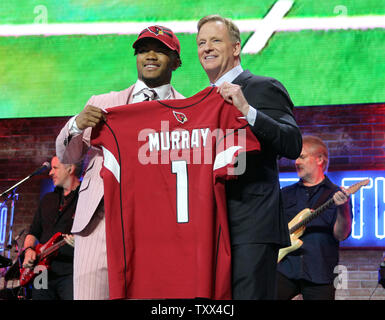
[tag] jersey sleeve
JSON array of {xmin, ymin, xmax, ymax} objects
[{"xmin": 213, "ymin": 100, "xmax": 261, "ymax": 180}]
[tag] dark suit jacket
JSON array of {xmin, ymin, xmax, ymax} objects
[{"xmin": 227, "ymin": 70, "xmax": 302, "ymax": 247}]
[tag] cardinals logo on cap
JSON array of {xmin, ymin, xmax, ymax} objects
[
  {"xmin": 147, "ymin": 26, "xmax": 164, "ymax": 36},
  {"xmin": 173, "ymin": 111, "xmax": 188, "ymax": 124}
]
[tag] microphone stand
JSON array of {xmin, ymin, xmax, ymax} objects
[
  {"xmin": 0, "ymin": 175, "xmax": 33, "ymax": 198},
  {"xmin": 0, "ymin": 163, "xmax": 50, "ymax": 198}
]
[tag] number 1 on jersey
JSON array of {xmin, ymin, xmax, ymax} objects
[{"xmin": 171, "ymin": 160, "xmax": 189, "ymax": 223}]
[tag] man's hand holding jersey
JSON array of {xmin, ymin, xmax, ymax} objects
[{"xmin": 75, "ymin": 105, "xmax": 106, "ymax": 130}]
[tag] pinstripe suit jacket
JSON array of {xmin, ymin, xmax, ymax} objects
[{"xmin": 56, "ymin": 84, "xmax": 184, "ymax": 233}]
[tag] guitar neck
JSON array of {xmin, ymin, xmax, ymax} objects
[
  {"xmin": 38, "ymin": 239, "xmax": 67, "ymax": 260},
  {"xmin": 289, "ymin": 198, "xmax": 335, "ymax": 233}
]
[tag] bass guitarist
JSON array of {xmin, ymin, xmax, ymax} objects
[
  {"xmin": 276, "ymin": 135, "xmax": 352, "ymax": 300},
  {"xmin": 22, "ymin": 156, "xmax": 81, "ymax": 300}
]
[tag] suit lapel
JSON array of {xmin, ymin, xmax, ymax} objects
[
  {"xmin": 125, "ymin": 85, "xmax": 135, "ymax": 104},
  {"xmin": 232, "ymin": 70, "xmax": 252, "ymax": 86}
]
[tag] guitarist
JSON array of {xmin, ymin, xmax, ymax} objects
[
  {"xmin": 276, "ymin": 135, "xmax": 352, "ymax": 300},
  {"xmin": 22, "ymin": 156, "xmax": 81, "ymax": 300}
]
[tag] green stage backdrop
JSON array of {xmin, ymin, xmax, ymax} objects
[{"xmin": 0, "ymin": 0, "xmax": 384, "ymax": 118}]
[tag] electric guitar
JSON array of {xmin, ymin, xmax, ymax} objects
[
  {"xmin": 277, "ymin": 179, "xmax": 370, "ymax": 263},
  {"xmin": 19, "ymin": 232, "xmax": 68, "ymax": 286}
]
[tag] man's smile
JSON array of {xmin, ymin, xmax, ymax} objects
[{"xmin": 144, "ymin": 63, "xmax": 160, "ymax": 69}]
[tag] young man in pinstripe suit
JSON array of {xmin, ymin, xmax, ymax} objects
[{"xmin": 56, "ymin": 25, "xmax": 184, "ymax": 299}]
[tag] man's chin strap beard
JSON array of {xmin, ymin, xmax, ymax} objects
[
  {"xmin": 143, "ymin": 79, "xmax": 162, "ymax": 88},
  {"xmin": 142, "ymin": 73, "xmax": 171, "ymax": 89}
]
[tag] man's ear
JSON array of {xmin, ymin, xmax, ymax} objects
[
  {"xmin": 170, "ymin": 53, "xmax": 181, "ymax": 71},
  {"xmin": 233, "ymin": 41, "xmax": 241, "ymax": 58},
  {"xmin": 316, "ymin": 155, "xmax": 324, "ymax": 166}
]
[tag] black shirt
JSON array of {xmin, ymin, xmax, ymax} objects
[{"xmin": 29, "ymin": 186, "xmax": 79, "ymax": 277}]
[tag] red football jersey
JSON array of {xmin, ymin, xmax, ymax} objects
[{"xmin": 91, "ymin": 87, "xmax": 260, "ymax": 299}]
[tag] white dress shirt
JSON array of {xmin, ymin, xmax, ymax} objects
[
  {"xmin": 131, "ymin": 79, "xmax": 172, "ymax": 103},
  {"xmin": 212, "ymin": 65, "xmax": 257, "ymax": 126}
]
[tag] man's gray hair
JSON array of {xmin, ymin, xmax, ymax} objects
[
  {"xmin": 302, "ymin": 135, "xmax": 329, "ymax": 172},
  {"xmin": 197, "ymin": 15, "xmax": 241, "ymax": 44}
]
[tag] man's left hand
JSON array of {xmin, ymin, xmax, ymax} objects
[
  {"xmin": 63, "ymin": 234, "xmax": 75, "ymax": 248},
  {"xmin": 333, "ymin": 188, "xmax": 350, "ymax": 206},
  {"xmin": 217, "ymin": 82, "xmax": 250, "ymax": 116}
]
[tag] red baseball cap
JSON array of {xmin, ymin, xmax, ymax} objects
[{"xmin": 133, "ymin": 25, "xmax": 181, "ymax": 56}]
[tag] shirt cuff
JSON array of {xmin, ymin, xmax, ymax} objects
[
  {"xmin": 246, "ymin": 105, "xmax": 257, "ymax": 126},
  {"xmin": 68, "ymin": 115, "xmax": 84, "ymax": 136}
]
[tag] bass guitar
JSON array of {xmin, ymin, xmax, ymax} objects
[
  {"xmin": 278, "ymin": 179, "xmax": 369, "ymax": 263},
  {"xmin": 19, "ymin": 232, "xmax": 68, "ymax": 286}
]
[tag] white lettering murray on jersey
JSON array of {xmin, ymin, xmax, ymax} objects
[
  {"xmin": 148, "ymin": 128, "xmax": 210, "ymax": 152},
  {"xmin": 101, "ymin": 146, "xmax": 120, "ymax": 183},
  {"xmin": 213, "ymin": 146, "xmax": 244, "ymax": 171}
]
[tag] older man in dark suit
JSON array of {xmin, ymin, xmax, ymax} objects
[{"xmin": 196, "ymin": 15, "xmax": 302, "ymax": 299}]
